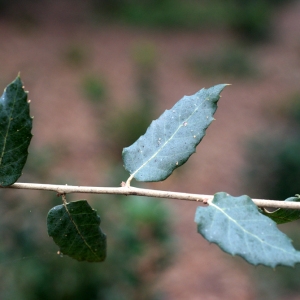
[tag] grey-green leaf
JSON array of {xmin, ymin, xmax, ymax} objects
[
  {"xmin": 122, "ymin": 84, "xmax": 227, "ymax": 182},
  {"xmin": 47, "ymin": 200, "xmax": 106, "ymax": 262},
  {"xmin": 0, "ymin": 75, "xmax": 33, "ymax": 186},
  {"xmin": 195, "ymin": 192, "xmax": 300, "ymax": 267},
  {"xmin": 260, "ymin": 196, "xmax": 300, "ymax": 224}
]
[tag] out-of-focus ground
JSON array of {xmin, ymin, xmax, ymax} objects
[{"xmin": 1, "ymin": 1, "xmax": 300, "ymax": 299}]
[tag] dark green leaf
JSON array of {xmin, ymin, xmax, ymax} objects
[
  {"xmin": 0, "ymin": 75, "xmax": 33, "ymax": 186},
  {"xmin": 260, "ymin": 196, "xmax": 300, "ymax": 224},
  {"xmin": 47, "ymin": 200, "xmax": 106, "ymax": 262},
  {"xmin": 195, "ymin": 192, "xmax": 300, "ymax": 267},
  {"xmin": 122, "ymin": 84, "xmax": 227, "ymax": 182}
]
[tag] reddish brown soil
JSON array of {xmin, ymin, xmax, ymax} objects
[{"xmin": 1, "ymin": 1, "xmax": 300, "ymax": 299}]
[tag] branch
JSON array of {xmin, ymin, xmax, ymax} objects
[{"xmin": 1, "ymin": 182, "xmax": 300, "ymax": 210}]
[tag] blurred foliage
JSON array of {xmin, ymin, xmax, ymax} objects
[
  {"xmin": 252, "ymin": 224, "xmax": 300, "ymax": 300},
  {"xmin": 102, "ymin": 41, "xmax": 157, "ymax": 161},
  {"xmin": 0, "ymin": 0, "xmax": 295, "ymax": 41},
  {"xmin": 188, "ymin": 45, "xmax": 258, "ymax": 80},
  {"xmin": 91, "ymin": 0, "xmax": 295, "ymax": 41},
  {"xmin": 82, "ymin": 75, "xmax": 107, "ymax": 103},
  {"xmin": 132, "ymin": 41, "xmax": 157, "ymax": 108},
  {"xmin": 0, "ymin": 145, "xmax": 174, "ymax": 299},
  {"xmin": 0, "ymin": 0, "xmax": 39, "ymax": 30},
  {"xmin": 243, "ymin": 93, "xmax": 300, "ymax": 200},
  {"xmin": 244, "ymin": 136, "xmax": 300, "ymax": 200},
  {"xmin": 0, "ymin": 32, "xmax": 174, "ymax": 298},
  {"xmin": 62, "ymin": 44, "xmax": 89, "ymax": 68},
  {"xmin": 228, "ymin": 1, "xmax": 271, "ymax": 41},
  {"xmin": 105, "ymin": 106, "xmax": 154, "ymax": 159},
  {"xmin": 282, "ymin": 93, "xmax": 300, "ymax": 124},
  {"xmin": 91, "ymin": 0, "xmax": 228, "ymax": 29},
  {"xmin": 243, "ymin": 93, "xmax": 300, "ymax": 298}
]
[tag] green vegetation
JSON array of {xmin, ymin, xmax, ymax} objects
[
  {"xmin": 102, "ymin": 42, "xmax": 158, "ymax": 160},
  {"xmin": 244, "ymin": 93, "xmax": 300, "ymax": 199},
  {"xmin": 91, "ymin": 0, "xmax": 295, "ymax": 41},
  {"xmin": 82, "ymin": 75, "xmax": 107, "ymax": 103},
  {"xmin": 63, "ymin": 44, "xmax": 89, "ymax": 68},
  {"xmin": 0, "ymin": 0, "xmax": 295, "ymax": 40},
  {"xmin": 0, "ymin": 140, "xmax": 174, "ymax": 300},
  {"xmin": 2, "ymin": 70, "xmax": 300, "ymax": 272},
  {"xmin": 188, "ymin": 45, "xmax": 258, "ymax": 79},
  {"xmin": 243, "ymin": 93, "xmax": 300, "ymax": 298}
]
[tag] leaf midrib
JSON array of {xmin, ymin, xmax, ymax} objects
[
  {"xmin": 0, "ymin": 86, "xmax": 18, "ymax": 168},
  {"xmin": 63, "ymin": 202, "xmax": 101, "ymax": 260},
  {"xmin": 131, "ymin": 96, "xmax": 208, "ymax": 178},
  {"xmin": 210, "ymin": 202, "xmax": 300, "ymax": 258}
]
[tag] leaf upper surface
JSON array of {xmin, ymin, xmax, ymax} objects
[
  {"xmin": 47, "ymin": 200, "xmax": 106, "ymax": 262},
  {"xmin": 122, "ymin": 84, "xmax": 227, "ymax": 182},
  {"xmin": 0, "ymin": 76, "xmax": 32, "ymax": 186},
  {"xmin": 195, "ymin": 192, "xmax": 300, "ymax": 267}
]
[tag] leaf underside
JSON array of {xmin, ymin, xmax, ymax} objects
[
  {"xmin": 47, "ymin": 200, "xmax": 106, "ymax": 262},
  {"xmin": 122, "ymin": 84, "xmax": 227, "ymax": 182},
  {"xmin": 195, "ymin": 192, "xmax": 300, "ymax": 267},
  {"xmin": 0, "ymin": 76, "xmax": 32, "ymax": 186},
  {"xmin": 260, "ymin": 196, "xmax": 300, "ymax": 224}
]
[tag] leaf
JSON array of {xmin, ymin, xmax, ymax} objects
[
  {"xmin": 260, "ymin": 196, "xmax": 300, "ymax": 224},
  {"xmin": 0, "ymin": 75, "xmax": 33, "ymax": 186},
  {"xmin": 122, "ymin": 84, "xmax": 227, "ymax": 182},
  {"xmin": 194, "ymin": 192, "xmax": 300, "ymax": 267},
  {"xmin": 47, "ymin": 200, "xmax": 106, "ymax": 262}
]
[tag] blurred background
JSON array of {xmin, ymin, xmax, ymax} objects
[{"xmin": 1, "ymin": 0, "xmax": 300, "ymax": 299}]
